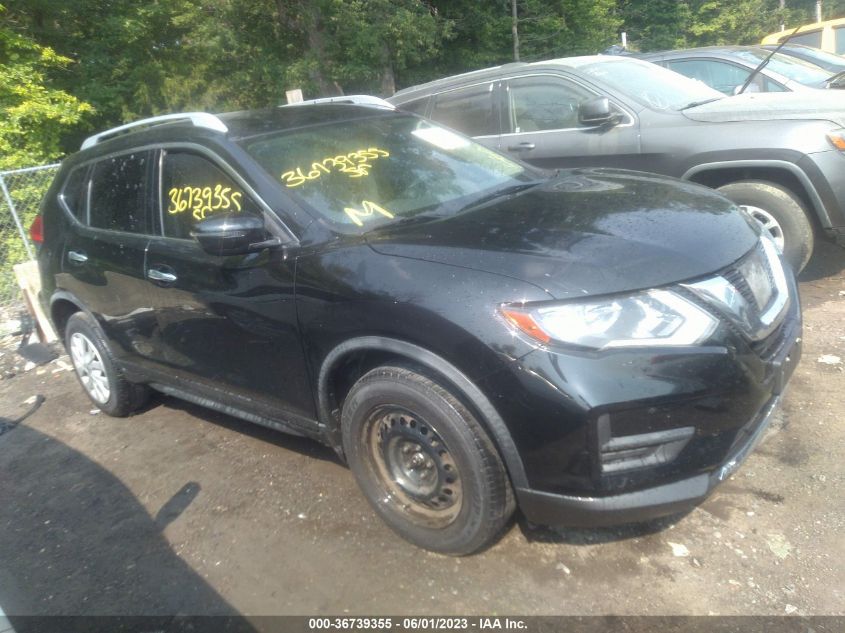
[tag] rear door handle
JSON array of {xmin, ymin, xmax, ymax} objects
[
  {"xmin": 507, "ymin": 142, "xmax": 536, "ymax": 151},
  {"xmin": 147, "ymin": 268, "xmax": 178, "ymax": 284},
  {"xmin": 67, "ymin": 250, "xmax": 88, "ymax": 263}
]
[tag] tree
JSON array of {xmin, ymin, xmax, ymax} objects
[{"xmin": 0, "ymin": 3, "xmax": 92, "ymax": 169}]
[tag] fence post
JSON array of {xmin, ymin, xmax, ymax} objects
[{"xmin": 0, "ymin": 173, "xmax": 35, "ymax": 261}]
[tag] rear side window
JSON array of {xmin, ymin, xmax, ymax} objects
[
  {"xmin": 160, "ymin": 151, "xmax": 261, "ymax": 240},
  {"xmin": 399, "ymin": 97, "xmax": 429, "ymax": 117},
  {"xmin": 59, "ymin": 166, "xmax": 89, "ymax": 222},
  {"xmin": 89, "ymin": 152, "xmax": 150, "ymax": 233},
  {"xmin": 835, "ymin": 26, "xmax": 845, "ymax": 55},
  {"xmin": 789, "ymin": 30, "xmax": 823, "ymax": 48},
  {"xmin": 430, "ymin": 83, "xmax": 498, "ymax": 137}
]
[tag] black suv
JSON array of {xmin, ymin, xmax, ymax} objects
[
  {"xmin": 388, "ymin": 55, "xmax": 845, "ymax": 272},
  {"xmin": 35, "ymin": 104, "xmax": 801, "ymax": 554}
]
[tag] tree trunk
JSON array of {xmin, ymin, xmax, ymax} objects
[
  {"xmin": 380, "ymin": 43, "xmax": 396, "ymax": 96},
  {"xmin": 511, "ymin": 0, "xmax": 520, "ymax": 62}
]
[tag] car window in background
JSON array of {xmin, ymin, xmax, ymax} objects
[
  {"xmin": 666, "ymin": 59, "xmax": 784, "ymax": 94},
  {"xmin": 241, "ymin": 116, "xmax": 529, "ymax": 233},
  {"xmin": 835, "ymin": 26, "xmax": 845, "ymax": 54},
  {"xmin": 399, "ymin": 98, "xmax": 429, "ymax": 117},
  {"xmin": 790, "ymin": 30, "xmax": 823, "ymax": 48},
  {"xmin": 575, "ymin": 58, "xmax": 722, "ymax": 110},
  {"xmin": 507, "ymin": 76, "xmax": 596, "ymax": 132},
  {"xmin": 89, "ymin": 152, "xmax": 150, "ymax": 234},
  {"xmin": 430, "ymin": 83, "xmax": 498, "ymax": 136},
  {"xmin": 160, "ymin": 151, "xmax": 261, "ymax": 240},
  {"xmin": 733, "ymin": 49, "xmax": 832, "ymax": 87}
]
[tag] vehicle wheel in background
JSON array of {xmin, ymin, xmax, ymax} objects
[{"xmin": 717, "ymin": 180, "xmax": 814, "ymax": 272}]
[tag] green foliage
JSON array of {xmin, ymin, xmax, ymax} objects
[{"xmin": 0, "ymin": 4, "xmax": 93, "ymax": 169}]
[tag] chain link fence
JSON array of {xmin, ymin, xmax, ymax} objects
[{"xmin": 0, "ymin": 164, "xmax": 59, "ymax": 328}]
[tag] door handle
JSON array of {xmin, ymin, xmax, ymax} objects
[
  {"xmin": 67, "ymin": 250, "xmax": 88, "ymax": 263},
  {"xmin": 147, "ymin": 268, "xmax": 178, "ymax": 283},
  {"xmin": 507, "ymin": 142, "xmax": 536, "ymax": 151}
]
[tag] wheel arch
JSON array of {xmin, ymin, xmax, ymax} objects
[
  {"xmin": 317, "ymin": 336, "xmax": 529, "ymax": 489},
  {"xmin": 49, "ymin": 290, "xmax": 89, "ymax": 339},
  {"xmin": 682, "ymin": 160, "xmax": 830, "ymax": 230}
]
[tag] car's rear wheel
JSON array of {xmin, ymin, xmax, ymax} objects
[
  {"xmin": 341, "ymin": 365, "xmax": 514, "ymax": 555},
  {"xmin": 65, "ymin": 312, "xmax": 149, "ymax": 417},
  {"xmin": 717, "ymin": 180, "xmax": 814, "ymax": 272}
]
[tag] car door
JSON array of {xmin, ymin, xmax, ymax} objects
[
  {"xmin": 143, "ymin": 147, "xmax": 317, "ymax": 429},
  {"xmin": 499, "ymin": 74, "xmax": 641, "ymax": 169},
  {"xmin": 427, "ymin": 81, "xmax": 502, "ymax": 151},
  {"xmin": 59, "ymin": 150, "xmax": 160, "ymax": 366}
]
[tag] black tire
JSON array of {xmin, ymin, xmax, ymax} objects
[
  {"xmin": 341, "ymin": 365, "xmax": 515, "ymax": 555},
  {"xmin": 65, "ymin": 312, "xmax": 149, "ymax": 417},
  {"xmin": 717, "ymin": 180, "xmax": 814, "ymax": 272}
]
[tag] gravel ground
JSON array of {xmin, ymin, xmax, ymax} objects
[{"xmin": 0, "ymin": 242, "xmax": 842, "ymax": 617}]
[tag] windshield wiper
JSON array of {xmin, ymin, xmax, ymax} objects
[
  {"xmin": 736, "ymin": 25, "xmax": 802, "ymax": 95},
  {"xmin": 457, "ymin": 180, "xmax": 545, "ymax": 212},
  {"xmin": 679, "ymin": 97, "xmax": 723, "ymax": 111}
]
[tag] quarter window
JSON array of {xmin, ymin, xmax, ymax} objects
[
  {"xmin": 89, "ymin": 152, "xmax": 150, "ymax": 233},
  {"xmin": 430, "ymin": 83, "xmax": 498, "ymax": 137},
  {"xmin": 789, "ymin": 30, "xmax": 823, "ymax": 48},
  {"xmin": 399, "ymin": 97, "xmax": 429, "ymax": 117},
  {"xmin": 60, "ymin": 166, "xmax": 89, "ymax": 222},
  {"xmin": 507, "ymin": 76, "xmax": 596, "ymax": 132},
  {"xmin": 160, "ymin": 151, "xmax": 261, "ymax": 240}
]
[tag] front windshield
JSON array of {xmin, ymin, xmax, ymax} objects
[
  {"xmin": 577, "ymin": 58, "xmax": 723, "ymax": 110},
  {"xmin": 240, "ymin": 115, "xmax": 530, "ymax": 232},
  {"xmin": 734, "ymin": 49, "xmax": 833, "ymax": 86}
]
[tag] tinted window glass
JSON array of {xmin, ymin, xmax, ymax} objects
[
  {"xmin": 161, "ymin": 151, "xmax": 261, "ymax": 239},
  {"xmin": 790, "ymin": 30, "xmax": 823, "ymax": 48},
  {"xmin": 400, "ymin": 98, "xmax": 429, "ymax": 116},
  {"xmin": 430, "ymin": 83, "xmax": 497, "ymax": 136},
  {"xmin": 89, "ymin": 152, "xmax": 149, "ymax": 233},
  {"xmin": 60, "ymin": 166, "xmax": 89, "ymax": 222},
  {"xmin": 836, "ymin": 26, "xmax": 845, "ymax": 55},
  {"xmin": 508, "ymin": 76, "xmax": 595, "ymax": 132}
]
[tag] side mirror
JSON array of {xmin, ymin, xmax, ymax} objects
[
  {"xmin": 191, "ymin": 214, "xmax": 275, "ymax": 256},
  {"xmin": 578, "ymin": 97, "xmax": 621, "ymax": 127}
]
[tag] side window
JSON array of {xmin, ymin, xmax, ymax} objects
[
  {"xmin": 160, "ymin": 151, "xmax": 261, "ymax": 240},
  {"xmin": 507, "ymin": 76, "xmax": 596, "ymax": 132},
  {"xmin": 667, "ymin": 59, "xmax": 757, "ymax": 95},
  {"xmin": 430, "ymin": 83, "xmax": 497, "ymax": 137},
  {"xmin": 790, "ymin": 30, "xmax": 823, "ymax": 48},
  {"xmin": 835, "ymin": 26, "xmax": 845, "ymax": 55},
  {"xmin": 399, "ymin": 97, "xmax": 429, "ymax": 117},
  {"xmin": 59, "ymin": 166, "xmax": 89, "ymax": 222},
  {"xmin": 89, "ymin": 152, "xmax": 150, "ymax": 233}
]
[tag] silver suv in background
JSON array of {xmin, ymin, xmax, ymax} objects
[{"xmin": 388, "ymin": 55, "xmax": 845, "ymax": 272}]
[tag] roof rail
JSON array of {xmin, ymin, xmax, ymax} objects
[
  {"xmin": 80, "ymin": 112, "xmax": 228, "ymax": 150},
  {"xmin": 281, "ymin": 95, "xmax": 395, "ymax": 109}
]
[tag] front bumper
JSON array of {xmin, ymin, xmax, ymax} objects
[{"xmin": 516, "ymin": 391, "xmax": 785, "ymax": 527}]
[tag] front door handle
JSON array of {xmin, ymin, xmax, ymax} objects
[
  {"xmin": 507, "ymin": 142, "xmax": 536, "ymax": 151},
  {"xmin": 67, "ymin": 250, "xmax": 88, "ymax": 263},
  {"xmin": 147, "ymin": 268, "xmax": 178, "ymax": 284}
]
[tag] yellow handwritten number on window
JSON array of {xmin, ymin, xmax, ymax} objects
[
  {"xmin": 281, "ymin": 148, "xmax": 390, "ymax": 188},
  {"xmin": 344, "ymin": 200, "xmax": 395, "ymax": 226},
  {"xmin": 167, "ymin": 185, "xmax": 243, "ymax": 220}
]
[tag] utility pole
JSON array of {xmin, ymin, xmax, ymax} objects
[
  {"xmin": 816, "ymin": 1, "xmax": 823, "ymax": 22},
  {"xmin": 511, "ymin": 0, "xmax": 520, "ymax": 62}
]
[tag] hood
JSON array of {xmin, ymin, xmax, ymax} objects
[
  {"xmin": 683, "ymin": 91, "xmax": 845, "ymax": 127},
  {"xmin": 366, "ymin": 169, "xmax": 759, "ymax": 300}
]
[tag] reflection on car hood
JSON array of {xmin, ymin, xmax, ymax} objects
[
  {"xmin": 683, "ymin": 91, "xmax": 845, "ymax": 127},
  {"xmin": 366, "ymin": 169, "xmax": 758, "ymax": 300}
]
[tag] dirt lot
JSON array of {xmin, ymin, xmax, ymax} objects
[{"xmin": 0, "ymin": 242, "xmax": 842, "ymax": 618}]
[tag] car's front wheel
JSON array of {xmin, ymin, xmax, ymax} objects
[
  {"xmin": 65, "ymin": 312, "xmax": 149, "ymax": 417},
  {"xmin": 717, "ymin": 180, "xmax": 814, "ymax": 272},
  {"xmin": 341, "ymin": 364, "xmax": 514, "ymax": 555}
]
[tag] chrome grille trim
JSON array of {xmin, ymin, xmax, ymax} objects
[{"xmin": 681, "ymin": 238, "xmax": 790, "ymax": 342}]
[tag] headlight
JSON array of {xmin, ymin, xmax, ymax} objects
[
  {"xmin": 826, "ymin": 128, "xmax": 845, "ymax": 151},
  {"xmin": 500, "ymin": 290, "xmax": 718, "ymax": 350}
]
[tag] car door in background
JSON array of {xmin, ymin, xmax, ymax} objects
[
  {"xmin": 500, "ymin": 74, "xmax": 640, "ymax": 170},
  {"xmin": 143, "ymin": 148, "xmax": 317, "ymax": 430}
]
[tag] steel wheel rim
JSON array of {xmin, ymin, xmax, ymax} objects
[
  {"xmin": 69, "ymin": 332, "xmax": 110, "ymax": 404},
  {"xmin": 365, "ymin": 407, "xmax": 463, "ymax": 528},
  {"xmin": 742, "ymin": 204, "xmax": 786, "ymax": 252}
]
